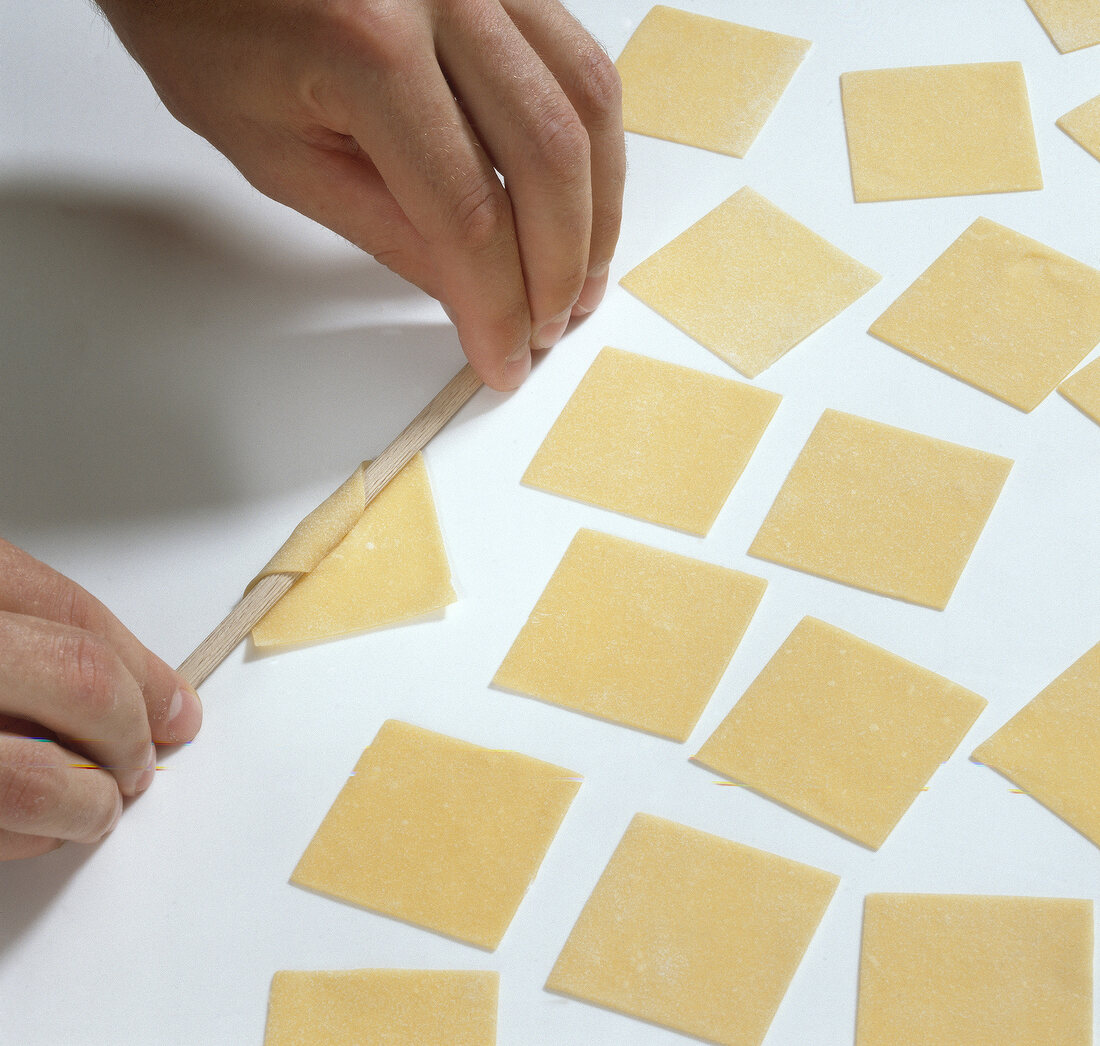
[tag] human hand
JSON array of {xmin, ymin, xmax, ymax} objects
[
  {"xmin": 0, "ymin": 539, "xmax": 202, "ymax": 861},
  {"xmin": 96, "ymin": 0, "xmax": 626, "ymax": 391}
]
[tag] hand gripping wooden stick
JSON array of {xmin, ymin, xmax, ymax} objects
[{"xmin": 177, "ymin": 364, "xmax": 483, "ymax": 688}]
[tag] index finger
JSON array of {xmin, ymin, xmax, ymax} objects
[{"xmin": 320, "ymin": 13, "xmax": 533, "ymax": 389}]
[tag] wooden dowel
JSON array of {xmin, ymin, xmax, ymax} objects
[{"xmin": 177, "ymin": 363, "xmax": 483, "ymax": 688}]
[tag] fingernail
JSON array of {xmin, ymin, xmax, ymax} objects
[
  {"xmin": 101, "ymin": 791, "xmax": 123, "ymax": 838},
  {"xmin": 501, "ymin": 346, "xmax": 531, "ymax": 390},
  {"xmin": 135, "ymin": 744, "xmax": 157, "ymax": 794},
  {"xmin": 167, "ymin": 684, "xmax": 203, "ymax": 743},
  {"xmin": 573, "ymin": 263, "xmax": 610, "ymax": 316},
  {"xmin": 533, "ymin": 310, "xmax": 571, "ymax": 351}
]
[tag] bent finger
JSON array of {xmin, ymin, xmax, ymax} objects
[
  {"xmin": 0, "ymin": 539, "xmax": 201, "ymax": 745},
  {"xmin": 0, "ymin": 612, "xmax": 155, "ymax": 796},
  {"xmin": 507, "ymin": 0, "xmax": 626, "ymax": 315},
  {"xmin": 0, "ymin": 734, "xmax": 122, "ymax": 845},
  {"xmin": 311, "ymin": 15, "xmax": 532, "ymax": 389},
  {"xmin": 435, "ymin": 0, "xmax": 592, "ymax": 347}
]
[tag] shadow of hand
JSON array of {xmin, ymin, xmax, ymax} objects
[{"xmin": 0, "ymin": 174, "xmax": 465, "ymax": 528}]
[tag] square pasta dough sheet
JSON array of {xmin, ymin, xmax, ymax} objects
[
  {"xmin": 620, "ymin": 186, "xmax": 880, "ymax": 378},
  {"xmin": 291, "ymin": 720, "xmax": 580, "ymax": 950},
  {"xmin": 748, "ymin": 409, "xmax": 1012, "ymax": 610},
  {"xmin": 856, "ymin": 893, "xmax": 1093, "ymax": 1046},
  {"xmin": 264, "ymin": 969, "xmax": 498, "ymax": 1046},
  {"xmin": 547, "ymin": 813, "xmax": 839, "ymax": 1046},
  {"xmin": 693, "ymin": 616, "xmax": 987, "ymax": 850},
  {"xmin": 615, "ymin": 5, "xmax": 810, "ymax": 157},
  {"xmin": 522, "ymin": 346, "xmax": 780, "ymax": 535},
  {"xmin": 840, "ymin": 62, "xmax": 1042, "ymax": 201}
]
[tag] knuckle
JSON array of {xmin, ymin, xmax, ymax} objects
[
  {"xmin": 0, "ymin": 746, "xmax": 61, "ymax": 829},
  {"xmin": 573, "ymin": 45, "xmax": 622, "ymax": 120},
  {"xmin": 446, "ymin": 177, "xmax": 512, "ymax": 253},
  {"xmin": 62, "ymin": 632, "xmax": 119, "ymax": 724},
  {"xmin": 338, "ymin": 0, "xmax": 417, "ymax": 73},
  {"xmin": 530, "ymin": 103, "xmax": 590, "ymax": 186}
]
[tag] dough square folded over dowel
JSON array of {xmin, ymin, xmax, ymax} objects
[
  {"xmin": 840, "ymin": 62, "xmax": 1042, "ymax": 201},
  {"xmin": 493, "ymin": 529, "xmax": 767, "ymax": 742},
  {"xmin": 264, "ymin": 969, "xmax": 498, "ymax": 1046},
  {"xmin": 869, "ymin": 218, "xmax": 1100, "ymax": 412},
  {"xmin": 855, "ymin": 894, "xmax": 1093, "ymax": 1046},
  {"xmin": 546, "ymin": 813, "xmax": 838, "ymax": 1046},
  {"xmin": 620, "ymin": 187, "xmax": 880, "ymax": 378},
  {"xmin": 252, "ymin": 453, "xmax": 455, "ymax": 647},
  {"xmin": 1024, "ymin": 0, "xmax": 1100, "ymax": 52},
  {"xmin": 615, "ymin": 5, "xmax": 811, "ymax": 157},
  {"xmin": 291, "ymin": 720, "xmax": 580, "ymax": 950},
  {"xmin": 693, "ymin": 617, "xmax": 987, "ymax": 849},
  {"xmin": 1058, "ymin": 92, "xmax": 1100, "ymax": 162},
  {"xmin": 1060, "ymin": 357, "xmax": 1100, "ymax": 426},
  {"xmin": 972, "ymin": 638, "xmax": 1100, "ymax": 849},
  {"xmin": 522, "ymin": 347, "xmax": 781, "ymax": 535},
  {"xmin": 748, "ymin": 409, "xmax": 1012, "ymax": 610}
]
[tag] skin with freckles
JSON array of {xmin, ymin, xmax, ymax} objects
[
  {"xmin": 0, "ymin": 539, "xmax": 202, "ymax": 861},
  {"xmin": 94, "ymin": 0, "xmax": 626, "ymax": 389}
]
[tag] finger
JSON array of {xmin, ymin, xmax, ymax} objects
[
  {"xmin": 0, "ymin": 734, "xmax": 122, "ymax": 845},
  {"xmin": 506, "ymin": 0, "xmax": 626, "ymax": 316},
  {"xmin": 307, "ymin": 13, "xmax": 533, "ymax": 390},
  {"xmin": 0, "ymin": 612, "xmax": 155, "ymax": 797},
  {"xmin": 0, "ymin": 828, "xmax": 63, "ymax": 862},
  {"xmin": 0, "ymin": 539, "xmax": 202, "ymax": 745},
  {"xmin": 434, "ymin": 0, "xmax": 592, "ymax": 349}
]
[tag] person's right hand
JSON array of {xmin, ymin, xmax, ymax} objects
[
  {"xmin": 95, "ymin": 0, "xmax": 627, "ymax": 392},
  {"xmin": 0, "ymin": 539, "xmax": 202, "ymax": 861}
]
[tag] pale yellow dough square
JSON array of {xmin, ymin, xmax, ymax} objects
[
  {"xmin": 546, "ymin": 813, "xmax": 838, "ymax": 1046},
  {"xmin": 522, "ymin": 347, "xmax": 781, "ymax": 535},
  {"xmin": 693, "ymin": 617, "xmax": 986, "ymax": 849},
  {"xmin": 620, "ymin": 187, "xmax": 880, "ymax": 378},
  {"xmin": 264, "ymin": 969, "xmax": 498, "ymax": 1046},
  {"xmin": 840, "ymin": 63, "xmax": 1042, "ymax": 201},
  {"xmin": 1059, "ymin": 93, "xmax": 1100, "ymax": 162},
  {"xmin": 291, "ymin": 720, "xmax": 580, "ymax": 950},
  {"xmin": 1060, "ymin": 357, "xmax": 1100, "ymax": 426},
  {"xmin": 972, "ymin": 639, "xmax": 1100, "ymax": 849},
  {"xmin": 748, "ymin": 409, "xmax": 1012, "ymax": 610},
  {"xmin": 493, "ymin": 529, "xmax": 767, "ymax": 742},
  {"xmin": 869, "ymin": 218, "xmax": 1100, "ymax": 412},
  {"xmin": 615, "ymin": 6, "xmax": 810, "ymax": 157},
  {"xmin": 252, "ymin": 454, "xmax": 455, "ymax": 647},
  {"xmin": 856, "ymin": 894, "xmax": 1093, "ymax": 1045},
  {"xmin": 1024, "ymin": 0, "xmax": 1100, "ymax": 52}
]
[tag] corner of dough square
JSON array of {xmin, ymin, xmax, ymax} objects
[
  {"xmin": 869, "ymin": 218, "xmax": 1100, "ymax": 412},
  {"xmin": 840, "ymin": 62, "xmax": 1042, "ymax": 201},
  {"xmin": 1024, "ymin": 0, "xmax": 1100, "ymax": 52},
  {"xmin": 614, "ymin": 6, "xmax": 811, "ymax": 157},
  {"xmin": 972, "ymin": 639, "xmax": 1100, "ymax": 850},
  {"xmin": 290, "ymin": 720, "xmax": 580, "ymax": 950},
  {"xmin": 620, "ymin": 187, "xmax": 880, "ymax": 378},
  {"xmin": 522, "ymin": 347, "xmax": 781, "ymax": 535},
  {"xmin": 748, "ymin": 409, "xmax": 1012, "ymax": 609},
  {"xmin": 493, "ymin": 529, "xmax": 767, "ymax": 742},
  {"xmin": 546, "ymin": 812, "xmax": 838, "ymax": 1046},
  {"xmin": 264, "ymin": 968, "xmax": 498, "ymax": 1046},
  {"xmin": 693, "ymin": 617, "xmax": 987, "ymax": 849},
  {"xmin": 856, "ymin": 893, "xmax": 1093, "ymax": 1046},
  {"xmin": 1060, "ymin": 357, "xmax": 1100, "ymax": 427},
  {"xmin": 1059, "ymin": 93, "xmax": 1100, "ymax": 163},
  {"xmin": 252, "ymin": 454, "xmax": 456, "ymax": 647}
]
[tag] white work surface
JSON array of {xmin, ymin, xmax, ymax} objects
[{"xmin": 3, "ymin": 2, "xmax": 1100, "ymax": 1043}]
